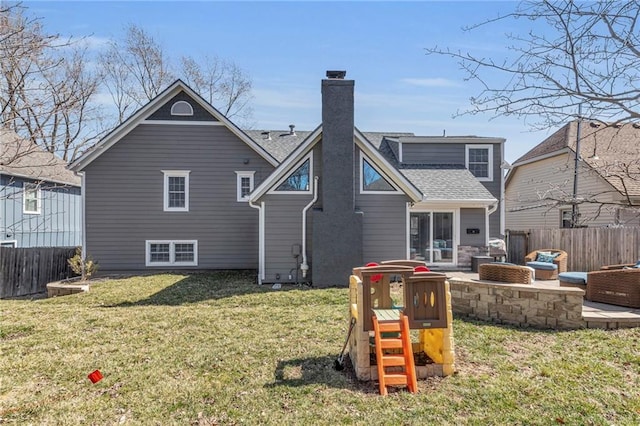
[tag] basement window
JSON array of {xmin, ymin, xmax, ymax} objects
[{"xmin": 146, "ymin": 240, "xmax": 197, "ymax": 266}]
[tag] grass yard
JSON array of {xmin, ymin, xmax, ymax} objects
[{"xmin": 1, "ymin": 272, "xmax": 639, "ymax": 425}]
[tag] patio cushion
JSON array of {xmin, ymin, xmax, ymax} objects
[
  {"xmin": 536, "ymin": 252, "xmax": 559, "ymax": 263},
  {"xmin": 526, "ymin": 261, "xmax": 558, "ymax": 271},
  {"xmin": 558, "ymin": 272, "xmax": 587, "ymax": 285}
]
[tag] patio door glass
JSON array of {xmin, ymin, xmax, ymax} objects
[{"xmin": 410, "ymin": 212, "xmax": 454, "ymax": 264}]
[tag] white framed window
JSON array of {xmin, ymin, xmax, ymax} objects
[
  {"xmin": 0, "ymin": 240, "xmax": 17, "ymax": 248},
  {"xmin": 162, "ymin": 170, "xmax": 190, "ymax": 212},
  {"xmin": 23, "ymin": 182, "xmax": 41, "ymax": 214},
  {"xmin": 466, "ymin": 144, "xmax": 493, "ymax": 181},
  {"xmin": 170, "ymin": 101, "xmax": 194, "ymax": 116},
  {"xmin": 359, "ymin": 153, "xmax": 400, "ymax": 194},
  {"xmin": 270, "ymin": 154, "xmax": 313, "ymax": 194},
  {"xmin": 145, "ymin": 240, "xmax": 198, "ymax": 266},
  {"xmin": 235, "ymin": 171, "xmax": 255, "ymax": 202}
]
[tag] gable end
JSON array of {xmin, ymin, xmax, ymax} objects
[{"xmin": 148, "ymin": 91, "xmax": 218, "ymax": 122}]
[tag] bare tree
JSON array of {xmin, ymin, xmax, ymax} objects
[
  {"xmin": 0, "ymin": 3, "xmax": 104, "ymax": 162},
  {"xmin": 180, "ymin": 55, "xmax": 253, "ymax": 123},
  {"xmin": 427, "ymin": 1, "xmax": 640, "ymax": 130},
  {"xmin": 428, "ymin": 1, "xmax": 640, "ymax": 226},
  {"xmin": 99, "ymin": 24, "xmax": 175, "ymax": 123}
]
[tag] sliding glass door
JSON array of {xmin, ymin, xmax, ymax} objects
[{"xmin": 410, "ymin": 211, "xmax": 454, "ymax": 264}]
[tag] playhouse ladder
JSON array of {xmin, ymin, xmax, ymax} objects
[{"xmin": 372, "ymin": 310, "xmax": 418, "ymax": 396}]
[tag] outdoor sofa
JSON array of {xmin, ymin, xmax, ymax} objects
[
  {"xmin": 586, "ymin": 263, "xmax": 640, "ymax": 308},
  {"xmin": 525, "ymin": 249, "xmax": 568, "ymax": 280}
]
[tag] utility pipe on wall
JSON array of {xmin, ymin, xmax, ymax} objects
[{"xmin": 300, "ymin": 176, "xmax": 319, "ymax": 278}]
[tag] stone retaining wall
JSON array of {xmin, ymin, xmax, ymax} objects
[{"xmin": 448, "ymin": 277, "xmax": 585, "ymax": 330}]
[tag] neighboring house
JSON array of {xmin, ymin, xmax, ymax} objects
[
  {"xmin": 70, "ymin": 73, "xmax": 506, "ymax": 286},
  {"xmin": 505, "ymin": 121, "xmax": 640, "ymax": 229},
  {"xmin": 0, "ymin": 129, "xmax": 81, "ymax": 247}
]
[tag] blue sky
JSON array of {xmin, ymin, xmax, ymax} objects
[{"xmin": 25, "ymin": 1, "xmax": 551, "ymax": 163}]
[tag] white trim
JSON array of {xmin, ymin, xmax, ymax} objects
[
  {"xmin": 140, "ymin": 120, "xmax": 224, "ymax": 126},
  {"xmin": 398, "ymin": 142, "xmax": 403, "ymax": 163},
  {"xmin": 268, "ymin": 153, "xmax": 313, "ymax": 195},
  {"xmin": 170, "ymin": 100, "xmax": 194, "ymax": 116},
  {"xmin": 235, "ymin": 171, "xmax": 255, "ymax": 202},
  {"xmin": 145, "ymin": 240, "xmax": 198, "ymax": 267},
  {"xmin": 406, "ymin": 202, "xmax": 411, "ymax": 259},
  {"xmin": 162, "ymin": 170, "xmax": 190, "ymax": 212},
  {"xmin": 0, "ymin": 240, "xmax": 17, "ymax": 248},
  {"xmin": 408, "ymin": 207, "xmax": 458, "ymax": 266},
  {"xmin": 359, "ymin": 152, "xmax": 402, "ymax": 194},
  {"xmin": 466, "ymin": 144, "xmax": 494, "ymax": 182},
  {"xmin": 22, "ymin": 182, "xmax": 41, "ymax": 215},
  {"xmin": 355, "ymin": 129, "xmax": 422, "ymax": 202},
  {"xmin": 250, "ymin": 127, "xmax": 322, "ymax": 201}
]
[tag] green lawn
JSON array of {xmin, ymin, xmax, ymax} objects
[{"xmin": 1, "ymin": 272, "xmax": 639, "ymax": 425}]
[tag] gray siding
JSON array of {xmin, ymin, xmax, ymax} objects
[
  {"xmin": 460, "ymin": 208, "xmax": 486, "ymax": 246},
  {"xmin": 402, "ymin": 143, "xmax": 463, "ymax": 165},
  {"xmin": 0, "ymin": 174, "xmax": 80, "ymax": 247},
  {"xmin": 355, "ymin": 147, "xmax": 411, "ymax": 263},
  {"xmin": 260, "ymin": 145, "xmax": 322, "ymax": 283},
  {"xmin": 357, "ymin": 194, "xmax": 409, "ymax": 263},
  {"xmin": 83, "ymin": 123, "xmax": 274, "ymax": 271},
  {"xmin": 263, "ymin": 196, "xmax": 313, "ymax": 283}
]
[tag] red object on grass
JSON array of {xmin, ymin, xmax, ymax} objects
[
  {"xmin": 414, "ymin": 265, "xmax": 431, "ymax": 272},
  {"xmin": 88, "ymin": 370, "xmax": 103, "ymax": 383}
]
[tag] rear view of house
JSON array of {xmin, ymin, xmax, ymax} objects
[
  {"xmin": 72, "ymin": 72, "xmax": 507, "ymax": 286},
  {"xmin": 0, "ymin": 129, "xmax": 80, "ymax": 247}
]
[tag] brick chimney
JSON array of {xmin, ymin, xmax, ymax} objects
[{"xmin": 311, "ymin": 71, "xmax": 363, "ymax": 287}]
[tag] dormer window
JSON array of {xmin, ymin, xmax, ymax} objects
[{"xmin": 170, "ymin": 101, "xmax": 194, "ymax": 116}]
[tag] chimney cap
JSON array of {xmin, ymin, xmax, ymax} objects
[{"xmin": 326, "ymin": 70, "xmax": 346, "ymax": 79}]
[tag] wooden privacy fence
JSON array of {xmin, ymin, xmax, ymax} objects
[
  {"xmin": 0, "ymin": 247, "xmax": 77, "ymax": 298},
  {"xmin": 506, "ymin": 228, "xmax": 640, "ymax": 272}
]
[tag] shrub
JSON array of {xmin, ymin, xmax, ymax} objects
[{"xmin": 67, "ymin": 247, "xmax": 99, "ymax": 280}]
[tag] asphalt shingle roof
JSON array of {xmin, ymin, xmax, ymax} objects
[
  {"xmin": 513, "ymin": 121, "xmax": 640, "ymax": 197},
  {"xmin": 0, "ymin": 129, "xmax": 80, "ymax": 186},
  {"xmin": 246, "ymin": 128, "xmax": 498, "ymax": 203},
  {"xmin": 400, "ymin": 167, "xmax": 496, "ymax": 201},
  {"xmin": 245, "ymin": 129, "xmax": 314, "ymax": 163}
]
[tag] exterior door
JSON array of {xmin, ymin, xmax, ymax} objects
[{"xmin": 410, "ymin": 211, "xmax": 455, "ymax": 265}]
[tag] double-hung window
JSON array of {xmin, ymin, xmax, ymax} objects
[
  {"xmin": 162, "ymin": 170, "xmax": 190, "ymax": 211},
  {"xmin": 23, "ymin": 182, "xmax": 41, "ymax": 214},
  {"xmin": 146, "ymin": 240, "xmax": 197, "ymax": 266},
  {"xmin": 235, "ymin": 171, "xmax": 255, "ymax": 202},
  {"xmin": 466, "ymin": 145, "xmax": 493, "ymax": 181}
]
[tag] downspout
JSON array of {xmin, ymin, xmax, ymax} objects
[
  {"xmin": 300, "ymin": 176, "xmax": 319, "ymax": 278},
  {"xmin": 78, "ymin": 171, "xmax": 86, "ymax": 261},
  {"xmin": 248, "ymin": 200, "xmax": 265, "ymax": 285}
]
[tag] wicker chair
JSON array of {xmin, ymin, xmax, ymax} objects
[
  {"xmin": 524, "ymin": 249, "xmax": 568, "ymax": 280},
  {"xmin": 586, "ymin": 267, "xmax": 640, "ymax": 308},
  {"xmin": 478, "ymin": 263, "xmax": 533, "ymax": 285}
]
